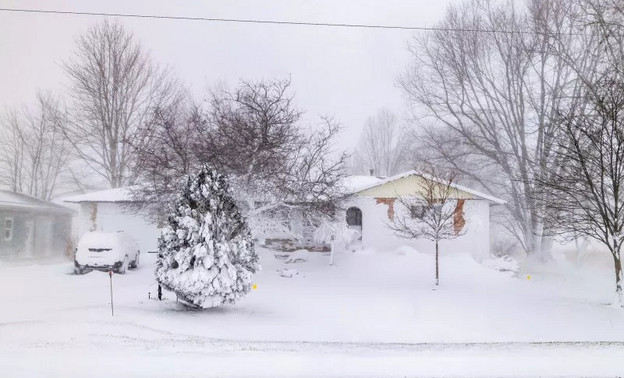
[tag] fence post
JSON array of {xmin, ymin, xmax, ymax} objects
[{"xmin": 109, "ymin": 270, "xmax": 114, "ymax": 316}]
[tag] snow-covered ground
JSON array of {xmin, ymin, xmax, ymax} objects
[{"xmin": 2, "ymin": 246, "xmax": 624, "ymax": 377}]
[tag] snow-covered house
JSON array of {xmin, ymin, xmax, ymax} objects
[
  {"xmin": 62, "ymin": 188, "xmax": 160, "ymax": 253},
  {"xmin": 0, "ymin": 190, "xmax": 73, "ymax": 259},
  {"xmin": 340, "ymin": 171, "xmax": 506, "ymax": 259},
  {"xmin": 62, "ymin": 171, "xmax": 505, "ymax": 259}
]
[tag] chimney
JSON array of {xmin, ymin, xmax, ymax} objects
[{"xmin": 369, "ymin": 169, "xmax": 374, "ymax": 176}]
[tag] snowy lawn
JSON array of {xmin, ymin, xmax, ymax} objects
[{"xmin": 2, "ymin": 246, "xmax": 624, "ymax": 377}]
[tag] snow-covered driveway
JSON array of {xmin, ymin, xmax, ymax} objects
[{"xmin": 2, "ymin": 247, "xmax": 624, "ymax": 376}]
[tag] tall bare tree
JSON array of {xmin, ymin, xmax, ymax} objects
[
  {"xmin": 132, "ymin": 79, "xmax": 347, "ymax": 238},
  {"xmin": 389, "ymin": 166, "xmax": 466, "ymax": 286},
  {"xmin": 199, "ymin": 79, "xmax": 304, "ymax": 200},
  {"xmin": 351, "ymin": 109, "xmax": 407, "ymax": 177},
  {"xmin": 63, "ymin": 20, "xmax": 175, "ymax": 188},
  {"xmin": 0, "ymin": 110, "xmax": 25, "ymax": 192},
  {"xmin": 0, "ymin": 92, "xmax": 71, "ymax": 200},
  {"xmin": 543, "ymin": 0, "xmax": 624, "ymax": 307},
  {"xmin": 546, "ymin": 76, "xmax": 624, "ymax": 306},
  {"xmin": 400, "ymin": 0, "xmax": 591, "ymax": 259},
  {"xmin": 130, "ymin": 92, "xmax": 202, "ymax": 213}
]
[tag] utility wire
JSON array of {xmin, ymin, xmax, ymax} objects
[{"xmin": 0, "ymin": 7, "xmax": 538, "ymax": 34}]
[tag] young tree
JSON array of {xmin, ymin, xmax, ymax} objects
[
  {"xmin": 389, "ymin": 167, "xmax": 466, "ymax": 285},
  {"xmin": 63, "ymin": 20, "xmax": 175, "ymax": 188},
  {"xmin": 351, "ymin": 109, "xmax": 407, "ymax": 177},
  {"xmin": 400, "ymin": 0, "xmax": 589, "ymax": 260},
  {"xmin": 155, "ymin": 166, "xmax": 259, "ymax": 309}
]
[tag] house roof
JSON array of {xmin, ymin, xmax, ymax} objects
[
  {"xmin": 61, "ymin": 187, "xmax": 137, "ymax": 203},
  {"xmin": 339, "ymin": 175, "xmax": 385, "ymax": 193},
  {"xmin": 0, "ymin": 190, "xmax": 74, "ymax": 214},
  {"xmin": 344, "ymin": 170, "xmax": 507, "ymax": 205},
  {"xmin": 61, "ymin": 172, "xmax": 506, "ymax": 205}
]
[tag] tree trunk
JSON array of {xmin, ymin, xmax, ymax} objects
[
  {"xmin": 435, "ymin": 240, "xmax": 439, "ymax": 286},
  {"xmin": 540, "ymin": 235, "xmax": 554, "ymax": 261},
  {"xmin": 526, "ymin": 229, "xmax": 552, "ymax": 264},
  {"xmin": 614, "ymin": 254, "xmax": 623, "ymax": 307}
]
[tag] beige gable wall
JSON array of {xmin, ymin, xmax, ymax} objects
[{"xmin": 355, "ymin": 174, "xmax": 476, "ymax": 199}]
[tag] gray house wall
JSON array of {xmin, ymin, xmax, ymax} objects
[{"xmin": 0, "ymin": 210, "xmax": 72, "ymax": 259}]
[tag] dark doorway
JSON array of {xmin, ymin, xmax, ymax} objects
[{"xmin": 346, "ymin": 207, "xmax": 363, "ymax": 241}]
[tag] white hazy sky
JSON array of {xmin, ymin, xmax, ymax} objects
[{"xmin": 0, "ymin": 0, "xmax": 457, "ymax": 150}]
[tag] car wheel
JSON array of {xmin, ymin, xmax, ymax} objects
[
  {"xmin": 117, "ymin": 256, "xmax": 129, "ymax": 274},
  {"xmin": 130, "ymin": 252, "xmax": 140, "ymax": 269}
]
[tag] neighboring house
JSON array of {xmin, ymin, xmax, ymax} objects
[
  {"xmin": 340, "ymin": 171, "xmax": 506, "ymax": 259},
  {"xmin": 62, "ymin": 188, "xmax": 160, "ymax": 253},
  {"xmin": 0, "ymin": 190, "xmax": 73, "ymax": 259}
]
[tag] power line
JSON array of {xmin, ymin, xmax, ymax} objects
[{"xmin": 0, "ymin": 7, "xmax": 534, "ymax": 34}]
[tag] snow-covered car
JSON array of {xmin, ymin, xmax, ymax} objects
[{"xmin": 74, "ymin": 231, "xmax": 140, "ymax": 275}]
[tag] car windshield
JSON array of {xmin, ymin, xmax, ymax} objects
[{"xmin": 79, "ymin": 232, "xmax": 119, "ymax": 249}]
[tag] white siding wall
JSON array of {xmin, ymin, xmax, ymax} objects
[
  {"xmin": 77, "ymin": 202, "xmax": 160, "ymax": 252},
  {"xmin": 344, "ymin": 197, "xmax": 491, "ymax": 260}
]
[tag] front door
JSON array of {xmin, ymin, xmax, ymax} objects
[
  {"xmin": 346, "ymin": 207, "xmax": 363, "ymax": 241},
  {"xmin": 34, "ymin": 215, "xmax": 53, "ymax": 257}
]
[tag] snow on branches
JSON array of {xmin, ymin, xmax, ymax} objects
[{"xmin": 155, "ymin": 166, "xmax": 260, "ymax": 309}]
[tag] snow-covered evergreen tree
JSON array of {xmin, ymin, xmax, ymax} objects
[{"xmin": 155, "ymin": 166, "xmax": 260, "ymax": 308}]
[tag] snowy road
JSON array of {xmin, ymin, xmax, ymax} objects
[{"xmin": 3, "ymin": 317, "xmax": 624, "ymax": 377}]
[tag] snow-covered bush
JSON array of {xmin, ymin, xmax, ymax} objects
[
  {"xmin": 482, "ymin": 255, "xmax": 520, "ymax": 274},
  {"xmin": 285, "ymin": 249, "xmax": 310, "ymax": 263},
  {"xmin": 278, "ymin": 268, "xmax": 300, "ymax": 278},
  {"xmin": 313, "ymin": 220, "xmax": 360, "ymax": 249},
  {"xmin": 155, "ymin": 166, "xmax": 260, "ymax": 308}
]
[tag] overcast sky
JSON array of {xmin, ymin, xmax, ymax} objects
[{"xmin": 0, "ymin": 0, "xmax": 457, "ymax": 151}]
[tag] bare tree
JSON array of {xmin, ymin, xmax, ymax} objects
[
  {"xmin": 274, "ymin": 116, "xmax": 347, "ymax": 214},
  {"xmin": 0, "ymin": 110, "xmax": 26, "ymax": 192},
  {"xmin": 0, "ymin": 92, "xmax": 71, "ymax": 200},
  {"xmin": 351, "ymin": 109, "xmax": 407, "ymax": 176},
  {"xmin": 400, "ymin": 0, "xmax": 591, "ymax": 260},
  {"xmin": 200, "ymin": 79, "xmax": 303, "ymax": 191},
  {"xmin": 545, "ymin": 76, "xmax": 624, "ymax": 306},
  {"xmin": 63, "ymin": 20, "xmax": 175, "ymax": 189},
  {"xmin": 543, "ymin": 0, "xmax": 624, "ymax": 306},
  {"xmin": 132, "ymin": 78, "xmax": 347, "ymax": 238},
  {"xmin": 389, "ymin": 166, "xmax": 466, "ymax": 285},
  {"xmin": 130, "ymin": 92, "xmax": 199, "ymax": 212}
]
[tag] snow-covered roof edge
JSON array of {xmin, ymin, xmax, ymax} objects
[
  {"xmin": 0, "ymin": 190, "xmax": 75, "ymax": 214},
  {"xmin": 350, "ymin": 170, "xmax": 507, "ymax": 205},
  {"xmin": 61, "ymin": 186, "xmax": 138, "ymax": 203},
  {"xmin": 339, "ymin": 175, "xmax": 384, "ymax": 194}
]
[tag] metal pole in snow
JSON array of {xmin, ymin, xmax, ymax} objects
[
  {"xmin": 329, "ymin": 242, "xmax": 335, "ymax": 265},
  {"xmin": 109, "ymin": 270, "xmax": 114, "ymax": 316}
]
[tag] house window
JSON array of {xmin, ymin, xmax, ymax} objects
[
  {"xmin": 410, "ymin": 203, "xmax": 442, "ymax": 219},
  {"xmin": 4, "ymin": 217, "xmax": 14, "ymax": 241},
  {"xmin": 410, "ymin": 205, "xmax": 426, "ymax": 219}
]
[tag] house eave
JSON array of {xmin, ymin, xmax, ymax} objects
[{"xmin": 346, "ymin": 170, "xmax": 507, "ymax": 205}]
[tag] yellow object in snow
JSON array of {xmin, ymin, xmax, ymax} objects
[
  {"xmin": 252, "ymin": 284, "xmax": 258, "ymax": 290},
  {"xmin": 527, "ymin": 275, "xmax": 531, "ymax": 280}
]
